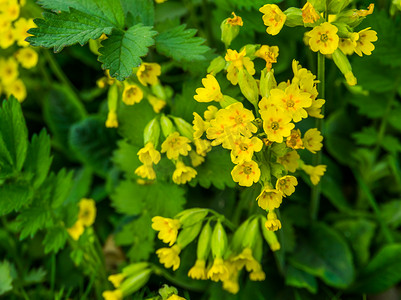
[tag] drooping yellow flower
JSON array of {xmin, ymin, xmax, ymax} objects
[
  {"xmin": 356, "ymin": 3, "xmax": 374, "ymax": 17},
  {"xmin": 193, "ymin": 138, "xmax": 212, "ymax": 156},
  {"xmin": 303, "ymin": 128, "xmax": 323, "ymax": 153},
  {"xmin": 172, "ymin": 161, "xmax": 197, "ymax": 184},
  {"xmin": 102, "ymin": 289, "xmax": 123, "ymax": 300},
  {"xmin": 303, "ymin": 164, "xmax": 326, "ymax": 185},
  {"xmin": 276, "ymin": 175, "xmax": 298, "ymax": 197},
  {"xmin": 338, "ymin": 38, "xmax": 356, "ymax": 56},
  {"xmin": 286, "ymin": 129, "xmax": 304, "ymax": 149},
  {"xmin": 122, "ymin": 83, "xmax": 143, "ymax": 105},
  {"xmin": 194, "ymin": 74, "xmax": 223, "ymax": 103},
  {"xmin": 231, "ymin": 160, "xmax": 261, "ymax": 187},
  {"xmin": 161, "ymin": 132, "xmax": 192, "ymax": 160},
  {"xmin": 67, "ymin": 219, "xmax": 85, "ymax": 241},
  {"xmin": 306, "ymin": 98, "xmax": 325, "ymax": 119},
  {"xmin": 204, "ymin": 105, "xmax": 218, "ymax": 121},
  {"xmin": 302, "ymin": 2, "xmax": 320, "ymax": 24},
  {"xmin": 13, "ymin": 18, "xmax": 36, "ymax": 47},
  {"xmin": 108, "ymin": 273, "xmax": 125, "ymax": 288},
  {"xmin": 106, "ymin": 110, "xmax": 118, "ymax": 128},
  {"xmin": 306, "ymin": 22, "xmax": 339, "ymax": 55},
  {"xmin": 135, "ymin": 164, "xmax": 156, "ymax": 180},
  {"xmin": 137, "ymin": 142, "xmax": 161, "ymax": 165},
  {"xmin": 232, "ymin": 248, "xmax": 260, "ymax": 273},
  {"xmin": 255, "ymin": 45, "xmax": 279, "ymax": 71},
  {"xmin": 0, "ymin": 57, "xmax": 19, "ymax": 85},
  {"xmin": 156, "ymin": 245, "xmax": 181, "ymax": 271},
  {"xmin": 148, "ymin": 95, "xmax": 166, "ymax": 113},
  {"xmin": 14, "ymin": 47, "xmax": 38, "ymax": 69},
  {"xmin": 256, "ymin": 188, "xmax": 283, "ymax": 211},
  {"xmin": 5, "ymin": 79, "xmax": 26, "ymax": 102},
  {"xmin": 152, "ymin": 216, "xmax": 181, "ymax": 246},
  {"xmin": 167, "ymin": 295, "xmax": 186, "ymax": 300},
  {"xmin": 78, "ymin": 198, "xmax": 96, "ymax": 227},
  {"xmin": 277, "ymin": 150, "xmax": 299, "ymax": 173},
  {"xmin": 261, "ymin": 109, "xmax": 295, "ymax": 143},
  {"xmin": 230, "ymin": 136, "xmax": 263, "ymax": 164},
  {"xmin": 136, "ymin": 62, "xmax": 161, "ymax": 86},
  {"xmin": 207, "ymin": 257, "xmax": 229, "ymax": 282},
  {"xmin": 192, "ymin": 112, "xmax": 208, "ymax": 139},
  {"xmin": 189, "ymin": 151, "xmax": 204, "ymax": 167},
  {"xmin": 188, "ymin": 259, "xmax": 207, "ymax": 280},
  {"xmin": 354, "ymin": 28, "xmax": 377, "ymax": 57},
  {"xmin": 249, "ymin": 267, "xmax": 266, "ymax": 281},
  {"xmin": 259, "ymin": 4, "xmax": 286, "ymax": 36},
  {"xmin": 265, "ymin": 211, "xmax": 281, "ymax": 231},
  {"xmin": 225, "ymin": 49, "xmax": 255, "ymax": 85}
]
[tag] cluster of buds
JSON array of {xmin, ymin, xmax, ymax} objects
[
  {"xmin": 259, "ymin": 1, "xmax": 377, "ymax": 85},
  {"xmin": 151, "ymin": 209, "xmax": 280, "ymax": 294}
]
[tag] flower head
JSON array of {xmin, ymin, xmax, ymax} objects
[
  {"xmin": 161, "ymin": 132, "xmax": 192, "ymax": 160},
  {"xmin": 303, "ymin": 164, "xmax": 326, "ymax": 185},
  {"xmin": 152, "ymin": 216, "xmax": 181, "ymax": 246},
  {"xmin": 230, "ymin": 136, "xmax": 263, "ymax": 164},
  {"xmin": 225, "ymin": 49, "xmax": 255, "ymax": 85},
  {"xmin": 255, "ymin": 45, "xmax": 279, "ymax": 71},
  {"xmin": 67, "ymin": 219, "xmax": 84, "ymax": 241},
  {"xmin": 122, "ymin": 83, "xmax": 143, "ymax": 105},
  {"xmin": 135, "ymin": 164, "xmax": 156, "ymax": 180},
  {"xmin": 277, "ymin": 150, "xmax": 300, "ymax": 173},
  {"xmin": 276, "ymin": 175, "xmax": 298, "ymax": 197},
  {"xmin": 172, "ymin": 161, "xmax": 197, "ymax": 184},
  {"xmin": 156, "ymin": 245, "xmax": 181, "ymax": 271},
  {"xmin": 136, "ymin": 62, "xmax": 161, "ymax": 86},
  {"xmin": 106, "ymin": 110, "xmax": 118, "ymax": 128},
  {"xmin": 194, "ymin": 74, "xmax": 223, "ymax": 103},
  {"xmin": 231, "ymin": 160, "xmax": 261, "ymax": 187},
  {"xmin": 306, "ymin": 22, "xmax": 339, "ymax": 55},
  {"xmin": 265, "ymin": 211, "xmax": 281, "ymax": 231},
  {"xmin": 15, "ymin": 48, "xmax": 38, "ymax": 69},
  {"xmin": 137, "ymin": 142, "xmax": 161, "ymax": 165},
  {"xmin": 260, "ymin": 4, "xmax": 286, "ymax": 36},
  {"xmin": 256, "ymin": 188, "xmax": 283, "ymax": 211},
  {"xmin": 207, "ymin": 257, "xmax": 229, "ymax": 282},
  {"xmin": 354, "ymin": 28, "xmax": 377, "ymax": 57},
  {"xmin": 108, "ymin": 274, "xmax": 125, "ymax": 288},
  {"xmin": 188, "ymin": 259, "xmax": 207, "ymax": 280},
  {"xmin": 78, "ymin": 198, "xmax": 96, "ymax": 227},
  {"xmin": 102, "ymin": 289, "xmax": 123, "ymax": 300},
  {"xmin": 13, "ymin": 18, "xmax": 35, "ymax": 47},
  {"xmin": 302, "ymin": 2, "xmax": 320, "ymax": 24},
  {"xmin": 5, "ymin": 79, "xmax": 26, "ymax": 102},
  {"xmin": 303, "ymin": 128, "xmax": 323, "ymax": 153},
  {"xmin": 261, "ymin": 109, "xmax": 295, "ymax": 143}
]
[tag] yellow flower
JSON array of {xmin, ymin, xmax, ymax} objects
[
  {"xmin": 14, "ymin": 47, "xmax": 38, "ymax": 69},
  {"xmin": 135, "ymin": 164, "xmax": 156, "ymax": 180},
  {"xmin": 249, "ymin": 267, "xmax": 266, "ymax": 281},
  {"xmin": 339, "ymin": 38, "xmax": 356, "ymax": 56},
  {"xmin": 156, "ymin": 245, "xmax": 181, "ymax": 271},
  {"xmin": 192, "ymin": 112, "xmax": 208, "ymax": 139},
  {"xmin": 0, "ymin": 57, "xmax": 19, "ymax": 85},
  {"xmin": 219, "ymin": 102, "xmax": 258, "ymax": 139},
  {"xmin": 207, "ymin": 257, "xmax": 229, "ymax": 282},
  {"xmin": 5, "ymin": 79, "xmax": 26, "ymax": 102},
  {"xmin": 265, "ymin": 211, "xmax": 281, "ymax": 231},
  {"xmin": 148, "ymin": 95, "xmax": 166, "ymax": 113},
  {"xmin": 232, "ymin": 248, "xmax": 260, "ymax": 272},
  {"xmin": 259, "ymin": 4, "xmax": 286, "ymax": 36},
  {"xmin": 136, "ymin": 62, "xmax": 161, "ymax": 86},
  {"xmin": 255, "ymin": 45, "xmax": 279, "ymax": 71},
  {"xmin": 276, "ymin": 175, "xmax": 298, "ymax": 197},
  {"xmin": 303, "ymin": 164, "xmax": 326, "ymax": 185},
  {"xmin": 258, "ymin": 96, "xmax": 274, "ymax": 113},
  {"xmin": 188, "ymin": 259, "xmax": 207, "ymax": 280},
  {"xmin": 0, "ymin": 26, "xmax": 15, "ymax": 49},
  {"xmin": 167, "ymin": 295, "xmax": 186, "ymax": 300},
  {"xmin": 194, "ymin": 138, "xmax": 212, "ymax": 156},
  {"xmin": 13, "ymin": 18, "xmax": 36, "ymax": 47},
  {"xmin": 152, "ymin": 216, "xmax": 181, "ymax": 246},
  {"xmin": 78, "ymin": 198, "xmax": 96, "ymax": 227},
  {"xmin": 161, "ymin": 132, "xmax": 192, "ymax": 160},
  {"xmin": 303, "ymin": 128, "xmax": 323, "ymax": 153},
  {"xmin": 306, "ymin": 22, "xmax": 339, "ymax": 55},
  {"xmin": 226, "ymin": 12, "xmax": 243, "ymax": 26},
  {"xmin": 277, "ymin": 150, "xmax": 299, "ymax": 173},
  {"xmin": 102, "ymin": 289, "xmax": 123, "ymax": 300},
  {"xmin": 231, "ymin": 160, "xmax": 260, "ymax": 187},
  {"xmin": 230, "ymin": 136, "xmax": 263, "ymax": 164},
  {"xmin": 189, "ymin": 151, "xmax": 204, "ymax": 167},
  {"xmin": 356, "ymin": 3, "xmax": 374, "ymax": 17},
  {"xmin": 137, "ymin": 142, "xmax": 161, "ymax": 165},
  {"xmin": 256, "ymin": 188, "xmax": 283, "ymax": 211},
  {"xmin": 1, "ymin": 0, "xmax": 20, "ymax": 22},
  {"xmin": 172, "ymin": 161, "xmax": 197, "ymax": 184},
  {"xmin": 204, "ymin": 105, "xmax": 218, "ymax": 121},
  {"xmin": 67, "ymin": 220, "xmax": 85, "ymax": 241},
  {"xmin": 108, "ymin": 274, "xmax": 125, "ymax": 288},
  {"xmin": 194, "ymin": 74, "xmax": 223, "ymax": 103},
  {"xmin": 354, "ymin": 28, "xmax": 377, "ymax": 57},
  {"xmin": 261, "ymin": 109, "xmax": 295, "ymax": 143},
  {"xmin": 122, "ymin": 83, "xmax": 143, "ymax": 105},
  {"xmin": 106, "ymin": 110, "xmax": 118, "ymax": 128},
  {"xmin": 302, "ymin": 2, "xmax": 320, "ymax": 24},
  {"xmin": 306, "ymin": 98, "xmax": 325, "ymax": 119},
  {"xmin": 286, "ymin": 129, "xmax": 304, "ymax": 149},
  {"xmin": 225, "ymin": 49, "xmax": 255, "ymax": 85}
]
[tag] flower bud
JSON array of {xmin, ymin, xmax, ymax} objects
[
  {"xmin": 220, "ymin": 95, "xmax": 239, "ymax": 108},
  {"xmin": 176, "ymin": 208, "xmax": 209, "ymax": 227},
  {"xmin": 107, "ymin": 84, "xmax": 119, "ymax": 112},
  {"xmin": 221, "ymin": 14, "xmax": 242, "ymax": 48},
  {"xmin": 197, "ymin": 222, "xmax": 212, "ymax": 260},
  {"xmin": 283, "ymin": 7, "xmax": 303, "ymax": 27},
  {"xmin": 335, "ymin": 9, "xmax": 364, "ymax": 27},
  {"xmin": 259, "ymin": 69, "xmax": 277, "ymax": 98},
  {"xmin": 260, "ymin": 217, "xmax": 281, "ymax": 251},
  {"xmin": 119, "ymin": 268, "xmax": 152, "ymax": 296},
  {"xmin": 172, "ymin": 116, "xmax": 195, "ymax": 141},
  {"xmin": 207, "ymin": 56, "xmax": 226, "ymax": 75},
  {"xmin": 231, "ymin": 218, "xmax": 251, "ymax": 252},
  {"xmin": 308, "ymin": 0, "xmax": 326, "ymax": 11},
  {"xmin": 160, "ymin": 115, "xmax": 176, "ymax": 137},
  {"xmin": 211, "ymin": 221, "xmax": 228, "ymax": 258},
  {"xmin": 332, "ymin": 49, "xmax": 357, "ymax": 86},
  {"xmin": 328, "ymin": 0, "xmax": 351, "ymax": 14},
  {"xmin": 151, "ymin": 82, "xmax": 167, "ymax": 100},
  {"xmin": 237, "ymin": 69, "xmax": 258, "ymax": 107},
  {"xmin": 270, "ymin": 142, "xmax": 290, "ymax": 158},
  {"xmin": 122, "ymin": 262, "xmax": 149, "ymax": 276},
  {"xmin": 242, "ymin": 218, "xmax": 260, "ymax": 249},
  {"xmin": 176, "ymin": 221, "xmax": 203, "ymax": 248},
  {"xmin": 240, "ymin": 44, "xmax": 260, "ymax": 60},
  {"xmin": 144, "ymin": 117, "xmax": 161, "ymax": 147}
]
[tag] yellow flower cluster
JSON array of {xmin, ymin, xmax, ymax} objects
[{"xmin": 67, "ymin": 198, "xmax": 97, "ymax": 241}]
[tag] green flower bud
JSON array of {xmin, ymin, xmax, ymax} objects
[
  {"xmin": 252, "ymin": 229, "xmax": 264, "ymax": 262},
  {"xmin": 231, "ymin": 218, "xmax": 251, "ymax": 252},
  {"xmin": 172, "ymin": 116, "xmax": 194, "ymax": 141},
  {"xmin": 122, "ymin": 262, "xmax": 149, "ymax": 276},
  {"xmin": 197, "ymin": 222, "xmax": 212, "ymax": 260},
  {"xmin": 144, "ymin": 117, "xmax": 161, "ymax": 147},
  {"xmin": 260, "ymin": 217, "xmax": 281, "ymax": 251},
  {"xmin": 270, "ymin": 142, "xmax": 290, "ymax": 158},
  {"xmin": 240, "ymin": 44, "xmax": 260, "ymax": 60},
  {"xmin": 107, "ymin": 84, "xmax": 119, "ymax": 111},
  {"xmin": 283, "ymin": 7, "xmax": 303, "ymax": 27},
  {"xmin": 119, "ymin": 268, "xmax": 152, "ymax": 296},
  {"xmin": 308, "ymin": 0, "xmax": 326, "ymax": 11},
  {"xmin": 335, "ymin": 9, "xmax": 364, "ymax": 28},
  {"xmin": 211, "ymin": 221, "xmax": 228, "ymax": 258},
  {"xmin": 270, "ymin": 162, "xmax": 286, "ymax": 179},
  {"xmin": 259, "ymin": 69, "xmax": 277, "ymax": 98},
  {"xmin": 328, "ymin": 0, "xmax": 351, "ymax": 14},
  {"xmin": 332, "ymin": 49, "xmax": 357, "ymax": 86},
  {"xmin": 177, "ymin": 221, "xmax": 203, "ymax": 248},
  {"xmin": 176, "ymin": 208, "xmax": 209, "ymax": 227},
  {"xmin": 220, "ymin": 12, "xmax": 243, "ymax": 48},
  {"xmin": 238, "ymin": 68, "xmax": 259, "ymax": 107},
  {"xmin": 151, "ymin": 83, "xmax": 166, "ymax": 100},
  {"xmin": 259, "ymin": 162, "xmax": 272, "ymax": 185},
  {"xmin": 160, "ymin": 115, "xmax": 175, "ymax": 138},
  {"xmin": 220, "ymin": 95, "xmax": 239, "ymax": 108},
  {"xmin": 207, "ymin": 56, "xmax": 226, "ymax": 75},
  {"xmin": 242, "ymin": 218, "xmax": 260, "ymax": 249}
]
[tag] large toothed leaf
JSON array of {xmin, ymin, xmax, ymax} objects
[{"xmin": 98, "ymin": 25, "xmax": 157, "ymax": 80}]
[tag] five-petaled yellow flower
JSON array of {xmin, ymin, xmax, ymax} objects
[
  {"xmin": 306, "ymin": 22, "xmax": 339, "ymax": 55},
  {"xmin": 122, "ymin": 83, "xmax": 143, "ymax": 105},
  {"xmin": 276, "ymin": 175, "xmax": 298, "ymax": 196},
  {"xmin": 78, "ymin": 198, "xmax": 97, "ymax": 227},
  {"xmin": 261, "ymin": 109, "xmax": 295, "ymax": 143},
  {"xmin": 256, "ymin": 188, "xmax": 283, "ymax": 211},
  {"xmin": 354, "ymin": 28, "xmax": 378, "ymax": 57},
  {"xmin": 225, "ymin": 49, "xmax": 255, "ymax": 85},
  {"xmin": 255, "ymin": 45, "xmax": 279, "ymax": 71},
  {"xmin": 207, "ymin": 257, "xmax": 229, "ymax": 282},
  {"xmin": 137, "ymin": 142, "xmax": 161, "ymax": 165},
  {"xmin": 161, "ymin": 132, "xmax": 192, "ymax": 160},
  {"xmin": 136, "ymin": 62, "xmax": 161, "ymax": 86},
  {"xmin": 188, "ymin": 259, "xmax": 207, "ymax": 280},
  {"xmin": 303, "ymin": 128, "xmax": 323, "ymax": 153},
  {"xmin": 303, "ymin": 164, "xmax": 327, "ymax": 185},
  {"xmin": 231, "ymin": 160, "xmax": 261, "ymax": 187},
  {"xmin": 172, "ymin": 161, "xmax": 197, "ymax": 184},
  {"xmin": 194, "ymin": 74, "xmax": 224, "ymax": 102},
  {"xmin": 156, "ymin": 245, "xmax": 181, "ymax": 271},
  {"xmin": 260, "ymin": 4, "xmax": 287, "ymax": 36}
]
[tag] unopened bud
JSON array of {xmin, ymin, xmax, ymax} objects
[
  {"xmin": 119, "ymin": 268, "xmax": 152, "ymax": 296},
  {"xmin": 242, "ymin": 218, "xmax": 260, "ymax": 249},
  {"xmin": 220, "ymin": 95, "xmax": 239, "ymax": 108},
  {"xmin": 221, "ymin": 12, "xmax": 243, "ymax": 48},
  {"xmin": 211, "ymin": 221, "xmax": 227, "ymax": 258},
  {"xmin": 160, "ymin": 115, "xmax": 175, "ymax": 137},
  {"xmin": 284, "ymin": 7, "xmax": 303, "ymax": 27},
  {"xmin": 172, "ymin": 117, "xmax": 194, "ymax": 140},
  {"xmin": 240, "ymin": 44, "xmax": 260, "ymax": 60},
  {"xmin": 332, "ymin": 49, "xmax": 357, "ymax": 86},
  {"xmin": 176, "ymin": 208, "xmax": 209, "ymax": 227},
  {"xmin": 177, "ymin": 221, "xmax": 203, "ymax": 248},
  {"xmin": 259, "ymin": 69, "xmax": 277, "ymax": 98},
  {"xmin": 328, "ymin": 0, "xmax": 351, "ymax": 14},
  {"xmin": 238, "ymin": 68, "xmax": 259, "ymax": 107},
  {"xmin": 144, "ymin": 117, "xmax": 160, "ymax": 147},
  {"xmin": 207, "ymin": 56, "xmax": 226, "ymax": 75},
  {"xmin": 197, "ymin": 222, "xmax": 212, "ymax": 260},
  {"xmin": 260, "ymin": 217, "xmax": 281, "ymax": 251},
  {"xmin": 231, "ymin": 218, "xmax": 251, "ymax": 252}
]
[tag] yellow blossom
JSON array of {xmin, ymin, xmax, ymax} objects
[
  {"xmin": 259, "ymin": 4, "xmax": 286, "ymax": 36},
  {"xmin": 256, "ymin": 188, "xmax": 283, "ymax": 211},
  {"xmin": 232, "ymin": 248, "xmax": 260, "ymax": 273},
  {"xmin": 108, "ymin": 274, "xmax": 125, "ymax": 288},
  {"xmin": 122, "ymin": 83, "xmax": 143, "ymax": 105},
  {"xmin": 230, "ymin": 136, "xmax": 263, "ymax": 164},
  {"xmin": 194, "ymin": 74, "xmax": 223, "ymax": 103},
  {"xmin": 194, "ymin": 138, "xmax": 212, "ymax": 156},
  {"xmin": 152, "ymin": 216, "xmax": 181, "ymax": 246},
  {"xmin": 219, "ymin": 102, "xmax": 257, "ymax": 139},
  {"xmin": 258, "ymin": 96, "xmax": 274, "ymax": 113},
  {"xmin": 136, "ymin": 62, "xmax": 161, "ymax": 86},
  {"xmin": 15, "ymin": 47, "xmax": 38, "ymax": 69},
  {"xmin": 231, "ymin": 160, "xmax": 260, "ymax": 187},
  {"xmin": 303, "ymin": 128, "xmax": 323, "ymax": 153},
  {"xmin": 135, "ymin": 164, "xmax": 156, "ymax": 180},
  {"xmin": 225, "ymin": 49, "xmax": 255, "ymax": 85},
  {"xmin": 67, "ymin": 220, "xmax": 85, "ymax": 241},
  {"xmin": 286, "ymin": 129, "xmax": 304, "ymax": 149},
  {"xmin": 1, "ymin": 0, "xmax": 19, "ymax": 22},
  {"xmin": 189, "ymin": 151, "xmax": 204, "ymax": 167},
  {"xmin": 172, "ymin": 161, "xmax": 197, "ymax": 184},
  {"xmin": 357, "ymin": 3, "xmax": 374, "ymax": 17},
  {"xmin": 306, "ymin": 22, "xmax": 339, "ymax": 55},
  {"xmin": 261, "ymin": 109, "xmax": 295, "ymax": 143},
  {"xmin": 148, "ymin": 95, "xmax": 166, "ymax": 113},
  {"xmin": 339, "ymin": 38, "xmax": 356, "ymax": 56},
  {"xmin": 204, "ymin": 105, "xmax": 218, "ymax": 121},
  {"xmin": 265, "ymin": 211, "xmax": 281, "ymax": 231},
  {"xmin": 276, "ymin": 175, "xmax": 298, "ymax": 197},
  {"xmin": 192, "ymin": 112, "xmax": 208, "ymax": 139},
  {"xmin": 5, "ymin": 79, "xmax": 26, "ymax": 102},
  {"xmin": 102, "ymin": 289, "xmax": 123, "ymax": 300},
  {"xmin": 255, "ymin": 45, "xmax": 279, "ymax": 71},
  {"xmin": 354, "ymin": 28, "xmax": 377, "ymax": 57},
  {"xmin": 13, "ymin": 18, "xmax": 36, "ymax": 47},
  {"xmin": 161, "ymin": 132, "xmax": 192, "ymax": 160},
  {"xmin": 306, "ymin": 98, "xmax": 325, "ymax": 118},
  {"xmin": 0, "ymin": 58, "xmax": 19, "ymax": 85},
  {"xmin": 303, "ymin": 164, "xmax": 326, "ymax": 185},
  {"xmin": 137, "ymin": 142, "xmax": 161, "ymax": 165},
  {"xmin": 167, "ymin": 295, "xmax": 186, "ymax": 300},
  {"xmin": 277, "ymin": 150, "xmax": 299, "ymax": 173},
  {"xmin": 207, "ymin": 257, "xmax": 229, "ymax": 282},
  {"xmin": 106, "ymin": 110, "xmax": 118, "ymax": 128},
  {"xmin": 0, "ymin": 27, "xmax": 15, "ymax": 49},
  {"xmin": 188, "ymin": 259, "xmax": 207, "ymax": 280},
  {"xmin": 78, "ymin": 198, "xmax": 96, "ymax": 227},
  {"xmin": 227, "ymin": 12, "xmax": 243, "ymax": 26},
  {"xmin": 302, "ymin": 2, "xmax": 320, "ymax": 24},
  {"xmin": 156, "ymin": 245, "xmax": 181, "ymax": 271},
  {"xmin": 249, "ymin": 267, "xmax": 266, "ymax": 281}
]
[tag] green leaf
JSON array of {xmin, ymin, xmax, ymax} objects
[
  {"xmin": 388, "ymin": 107, "xmax": 401, "ymax": 131},
  {"xmin": 286, "ymin": 265, "xmax": 317, "ymax": 294},
  {"xmin": 351, "ymin": 244, "xmax": 401, "ymax": 294},
  {"xmin": 381, "ymin": 135, "xmax": 401, "ymax": 154},
  {"xmin": 347, "ymin": 92, "xmax": 387, "ymax": 119},
  {"xmin": 352, "ymin": 127, "xmax": 377, "ymax": 146},
  {"xmin": 0, "ymin": 181, "xmax": 33, "ymax": 216},
  {"xmin": 99, "ymin": 25, "xmax": 157, "ymax": 80},
  {"xmin": 17, "ymin": 207, "xmax": 52, "ymax": 240},
  {"xmin": 0, "ymin": 261, "xmax": 13, "ymax": 296},
  {"xmin": 155, "ymin": 24, "xmax": 209, "ymax": 62},
  {"xmin": 23, "ymin": 267, "xmax": 47, "ymax": 285},
  {"xmin": 112, "ymin": 140, "xmax": 141, "ymax": 179},
  {"xmin": 65, "ymin": 167, "xmax": 93, "ymax": 204},
  {"xmin": 0, "ymin": 97, "xmax": 28, "ymax": 178},
  {"xmin": 50, "ymin": 169, "xmax": 74, "ymax": 208},
  {"xmin": 289, "ymin": 222, "xmax": 354, "ymax": 288},
  {"xmin": 380, "ymin": 200, "xmax": 401, "ymax": 228},
  {"xmin": 190, "ymin": 148, "xmax": 235, "ymax": 190},
  {"xmin": 43, "ymin": 226, "xmax": 68, "ymax": 253},
  {"xmin": 111, "ymin": 180, "xmax": 145, "ymax": 215},
  {"xmin": 333, "ymin": 219, "xmax": 376, "ymax": 266},
  {"xmin": 122, "ymin": 0, "xmax": 154, "ymax": 27}
]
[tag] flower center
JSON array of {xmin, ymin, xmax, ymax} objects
[
  {"xmin": 243, "ymin": 166, "xmax": 252, "ymax": 175},
  {"xmin": 126, "ymin": 87, "xmax": 137, "ymax": 97},
  {"xmin": 286, "ymin": 99, "xmax": 295, "ymax": 107},
  {"xmin": 320, "ymin": 33, "xmax": 329, "ymax": 42},
  {"xmin": 271, "ymin": 121, "xmax": 280, "ymax": 130},
  {"xmin": 239, "ymin": 143, "xmax": 248, "ymax": 151},
  {"xmin": 274, "ymin": 13, "xmax": 281, "ymax": 23},
  {"xmin": 234, "ymin": 115, "xmax": 243, "ymax": 124}
]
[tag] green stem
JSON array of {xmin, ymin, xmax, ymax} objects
[{"xmin": 50, "ymin": 254, "xmax": 56, "ymax": 293}]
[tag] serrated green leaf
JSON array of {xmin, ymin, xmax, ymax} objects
[
  {"xmin": 0, "ymin": 181, "xmax": 33, "ymax": 216},
  {"xmin": 155, "ymin": 24, "xmax": 209, "ymax": 62},
  {"xmin": 382, "ymin": 135, "xmax": 401, "ymax": 154},
  {"xmin": 23, "ymin": 267, "xmax": 47, "ymax": 285},
  {"xmin": 99, "ymin": 25, "xmax": 157, "ymax": 80},
  {"xmin": 0, "ymin": 261, "xmax": 13, "ymax": 296},
  {"xmin": 347, "ymin": 92, "xmax": 387, "ymax": 119},
  {"xmin": 43, "ymin": 226, "xmax": 67, "ymax": 253},
  {"xmin": 380, "ymin": 200, "xmax": 401, "ymax": 228},
  {"xmin": 17, "ymin": 207, "xmax": 52, "ymax": 240},
  {"xmin": 122, "ymin": 0, "xmax": 154, "ymax": 27},
  {"xmin": 352, "ymin": 127, "xmax": 377, "ymax": 146},
  {"xmin": 112, "ymin": 140, "xmax": 141, "ymax": 179},
  {"xmin": 111, "ymin": 180, "xmax": 145, "ymax": 215},
  {"xmin": 50, "ymin": 169, "xmax": 74, "ymax": 208},
  {"xmin": 65, "ymin": 167, "xmax": 93, "ymax": 204},
  {"xmin": 286, "ymin": 265, "xmax": 317, "ymax": 294}
]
